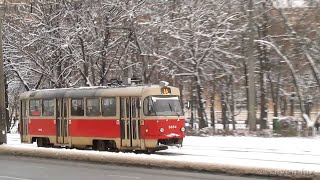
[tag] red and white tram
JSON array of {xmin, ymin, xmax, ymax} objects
[{"xmin": 19, "ymin": 82, "xmax": 185, "ymax": 152}]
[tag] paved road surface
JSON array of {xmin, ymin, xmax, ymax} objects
[{"xmin": 0, "ymin": 155, "xmax": 277, "ymax": 180}]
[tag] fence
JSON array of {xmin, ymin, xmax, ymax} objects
[{"xmin": 184, "ymin": 110, "xmax": 319, "ymax": 130}]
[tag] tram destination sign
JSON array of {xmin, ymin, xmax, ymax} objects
[{"xmin": 161, "ymin": 87, "xmax": 171, "ymax": 95}]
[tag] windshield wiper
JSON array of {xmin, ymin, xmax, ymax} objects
[{"xmin": 168, "ymin": 102, "xmax": 180, "ymax": 117}]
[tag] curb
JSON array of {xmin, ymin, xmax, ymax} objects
[{"xmin": 0, "ymin": 145, "xmax": 318, "ymax": 179}]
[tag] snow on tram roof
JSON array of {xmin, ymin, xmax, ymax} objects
[
  {"xmin": 19, "ymin": 85, "xmax": 179, "ymax": 100},
  {"xmin": 29, "ymin": 85, "xmax": 155, "ymax": 92},
  {"xmin": 30, "ymin": 85, "xmax": 111, "ymax": 91}
]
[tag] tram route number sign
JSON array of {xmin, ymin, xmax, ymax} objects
[{"xmin": 161, "ymin": 87, "xmax": 171, "ymax": 94}]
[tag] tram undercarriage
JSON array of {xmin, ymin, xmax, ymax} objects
[{"xmin": 28, "ymin": 136, "xmax": 176, "ymax": 153}]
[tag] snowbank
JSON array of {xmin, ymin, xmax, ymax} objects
[{"xmin": 0, "ymin": 144, "xmax": 318, "ymax": 179}]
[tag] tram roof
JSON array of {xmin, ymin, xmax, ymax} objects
[{"xmin": 19, "ymin": 85, "xmax": 179, "ymax": 100}]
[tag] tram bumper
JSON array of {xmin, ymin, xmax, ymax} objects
[
  {"xmin": 165, "ymin": 133, "xmax": 181, "ymax": 138},
  {"xmin": 159, "ymin": 135, "xmax": 183, "ymax": 146},
  {"xmin": 148, "ymin": 145, "xmax": 169, "ymax": 152}
]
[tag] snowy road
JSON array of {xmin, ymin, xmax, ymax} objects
[
  {"xmin": 6, "ymin": 134, "xmax": 319, "ymax": 175},
  {"xmin": 1, "ymin": 155, "xmax": 268, "ymax": 180}
]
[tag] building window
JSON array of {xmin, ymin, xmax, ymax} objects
[
  {"xmin": 102, "ymin": 97, "xmax": 116, "ymax": 116},
  {"xmin": 42, "ymin": 99, "xmax": 54, "ymax": 116},
  {"xmin": 86, "ymin": 98, "xmax": 100, "ymax": 116},
  {"xmin": 30, "ymin": 99, "xmax": 41, "ymax": 116},
  {"xmin": 71, "ymin": 99, "xmax": 84, "ymax": 116}
]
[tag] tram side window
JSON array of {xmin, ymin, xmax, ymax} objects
[
  {"xmin": 143, "ymin": 97, "xmax": 154, "ymax": 116},
  {"xmin": 137, "ymin": 98, "xmax": 141, "ymax": 118},
  {"xmin": 102, "ymin": 97, "xmax": 116, "ymax": 116},
  {"xmin": 29, "ymin": 100, "xmax": 41, "ymax": 116},
  {"xmin": 42, "ymin": 99, "xmax": 54, "ymax": 116},
  {"xmin": 86, "ymin": 98, "xmax": 100, "ymax": 116},
  {"xmin": 71, "ymin": 99, "xmax": 84, "ymax": 116}
]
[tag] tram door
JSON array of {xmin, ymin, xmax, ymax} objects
[
  {"xmin": 120, "ymin": 97, "xmax": 140, "ymax": 148},
  {"xmin": 20, "ymin": 100, "xmax": 28, "ymax": 142},
  {"xmin": 56, "ymin": 99, "xmax": 69, "ymax": 144}
]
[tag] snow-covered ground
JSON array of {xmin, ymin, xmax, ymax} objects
[
  {"xmin": 5, "ymin": 134, "xmax": 319, "ymax": 176},
  {"xmin": 169, "ymin": 136, "xmax": 320, "ymax": 173}
]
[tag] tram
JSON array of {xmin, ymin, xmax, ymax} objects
[{"xmin": 19, "ymin": 81, "xmax": 185, "ymax": 152}]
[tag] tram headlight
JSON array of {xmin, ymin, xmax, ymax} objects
[
  {"xmin": 159, "ymin": 127, "xmax": 164, "ymax": 133},
  {"xmin": 181, "ymin": 127, "xmax": 185, "ymax": 132}
]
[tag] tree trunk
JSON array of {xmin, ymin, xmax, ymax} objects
[
  {"xmin": 257, "ymin": 6, "xmax": 269, "ymax": 129},
  {"xmin": 5, "ymin": 76, "xmax": 9, "ymax": 132},
  {"xmin": 79, "ymin": 37, "xmax": 90, "ymax": 86},
  {"xmin": 210, "ymin": 83, "xmax": 215, "ymax": 130},
  {"xmin": 99, "ymin": 60, "xmax": 107, "ymax": 86},
  {"xmin": 268, "ymin": 72, "xmax": 280, "ymax": 119},
  {"xmin": 259, "ymin": 59, "xmax": 268, "ymax": 129},
  {"xmin": 195, "ymin": 75, "xmax": 207, "ymax": 129},
  {"xmin": 56, "ymin": 57, "xmax": 62, "ymax": 88},
  {"xmin": 243, "ymin": 62, "xmax": 249, "ymax": 126},
  {"xmin": 90, "ymin": 57, "xmax": 96, "ymax": 86},
  {"xmin": 290, "ymin": 93, "xmax": 295, "ymax": 116},
  {"xmin": 280, "ymin": 95, "xmax": 287, "ymax": 116},
  {"xmin": 179, "ymin": 83, "xmax": 184, "ymax": 115},
  {"xmin": 142, "ymin": 55, "xmax": 149, "ymax": 84},
  {"xmin": 229, "ymin": 75, "xmax": 236, "ymax": 130},
  {"xmin": 221, "ymin": 91, "xmax": 228, "ymax": 130},
  {"xmin": 190, "ymin": 88, "xmax": 194, "ymax": 129}
]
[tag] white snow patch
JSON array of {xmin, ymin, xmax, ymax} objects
[{"xmin": 3, "ymin": 134, "xmax": 320, "ymax": 178}]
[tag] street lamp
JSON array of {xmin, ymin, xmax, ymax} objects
[{"xmin": 0, "ymin": 0, "xmax": 7, "ymax": 144}]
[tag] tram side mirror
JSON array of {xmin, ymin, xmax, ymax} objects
[{"xmin": 185, "ymin": 101, "xmax": 190, "ymax": 110}]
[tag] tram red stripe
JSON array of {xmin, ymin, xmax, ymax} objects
[
  {"xmin": 28, "ymin": 119, "xmax": 55, "ymax": 136},
  {"xmin": 28, "ymin": 118, "xmax": 185, "ymax": 140},
  {"xmin": 69, "ymin": 119, "xmax": 120, "ymax": 138}
]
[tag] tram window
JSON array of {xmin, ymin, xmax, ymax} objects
[
  {"xmin": 21, "ymin": 100, "xmax": 27, "ymax": 117},
  {"xmin": 56, "ymin": 100, "xmax": 61, "ymax": 117},
  {"xmin": 143, "ymin": 97, "xmax": 154, "ymax": 116},
  {"xmin": 120, "ymin": 98, "xmax": 125, "ymax": 118},
  {"xmin": 29, "ymin": 99, "xmax": 41, "ymax": 116},
  {"xmin": 143, "ymin": 96, "xmax": 182, "ymax": 116},
  {"xmin": 126, "ymin": 98, "xmax": 130, "ymax": 118},
  {"xmin": 71, "ymin": 99, "xmax": 84, "ymax": 116},
  {"xmin": 102, "ymin": 97, "xmax": 116, "ymax": 116},
  {"xmin": 132, "ymin": 98, "xmax": 136, "ymax": 118},
  {"xmin": 137, "ymin": 98, "xmax": 141, "ymax": 118},
  {"xmin": 86, "ymin": 98, "xmax": 100, "ymax": 116},
  {"xmin": 42, "ymin": 99, "xmax": 54, "ymax": 116}
]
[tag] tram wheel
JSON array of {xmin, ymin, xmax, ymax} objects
[
  {"xmin": 146, "ymin": 149, "xmax": 156, "ymax": 154},
  {"xmin": 96, "ymin": 140, "xmax": 106, "ymax": 151},
  {"xmin": 43, "ymin": 138, "xmax": 51, "ymax": 147},
  {"xmin": 133, "ymin": 150, "xmax": 144, "ymax": 154},
  {"xmin": 36, "ymin": 138, "xmax": 44, "ymax": 147},
  {"xmin": 109, "ymin": 148, "xmax": 119, "ymax": 153}
]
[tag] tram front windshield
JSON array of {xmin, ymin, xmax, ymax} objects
[{"xmin": 144, "ymin": 96, "xmax": 183, "ymax": 116}]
